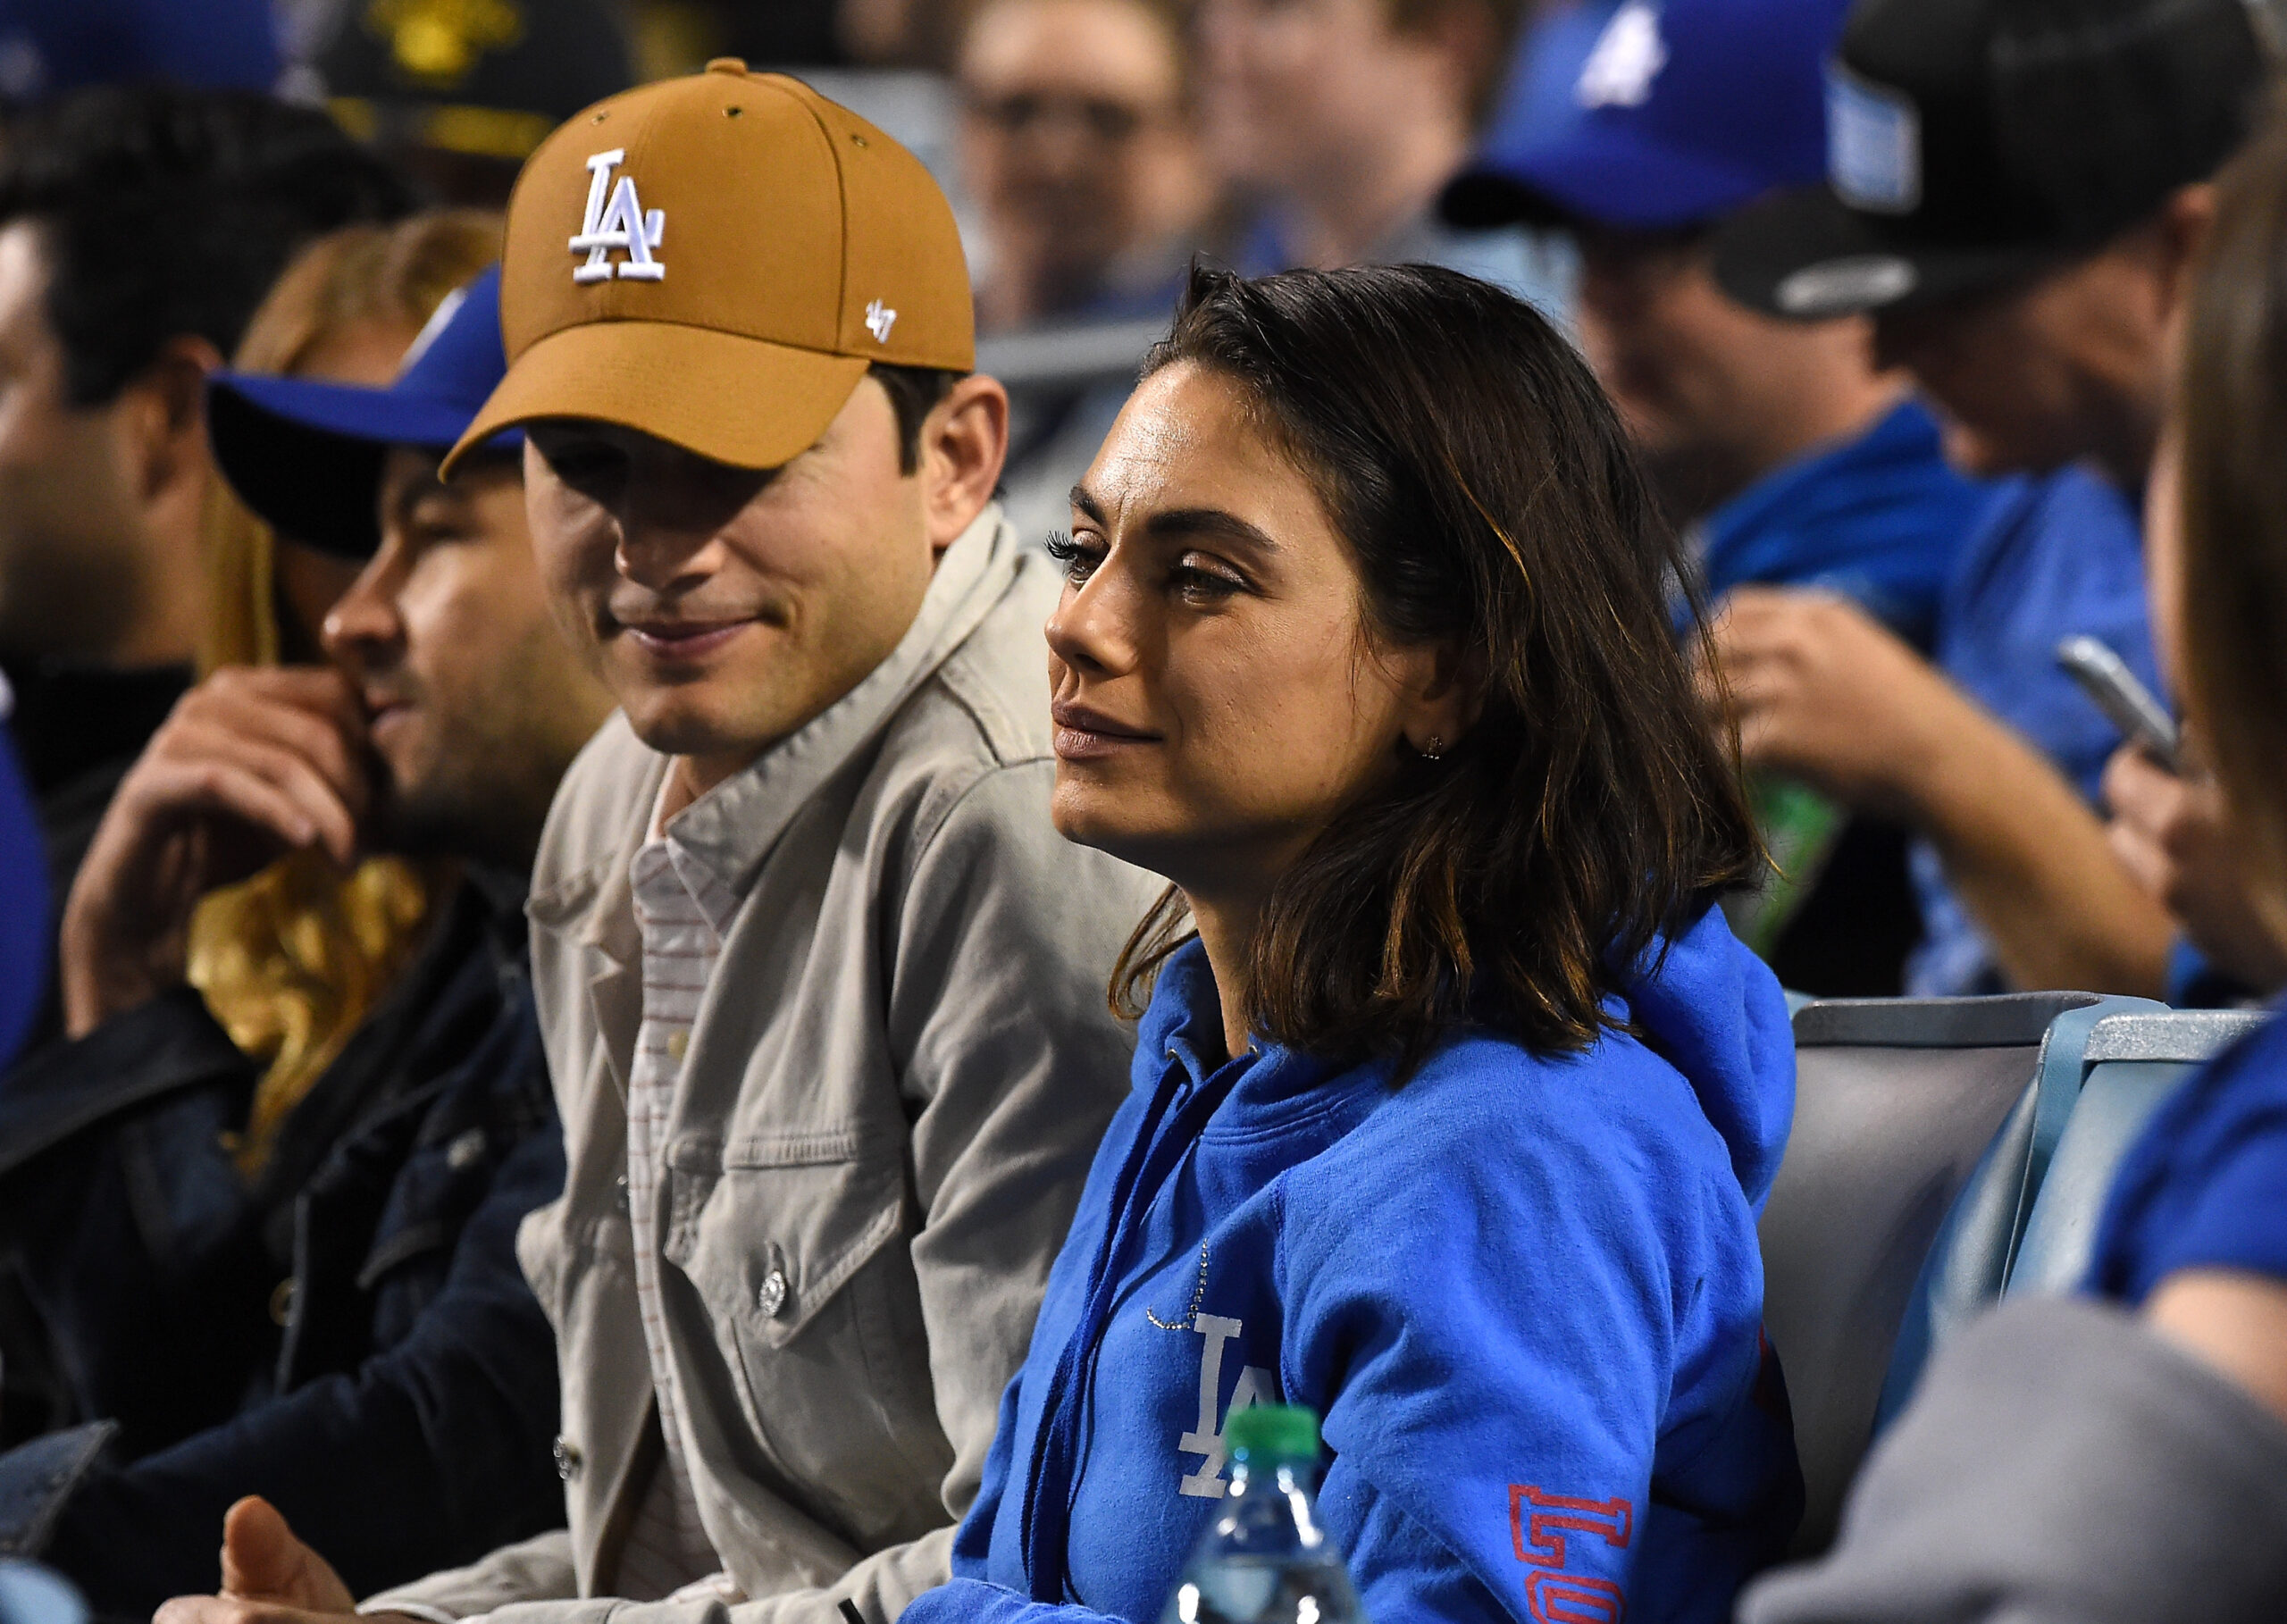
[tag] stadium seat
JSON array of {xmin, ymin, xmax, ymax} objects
[
  {"xmin": 1870, "ymin": 992, "xmax": 2160, "ymax": 1435},
  {"xmin": 1759, "ymin": 992, "xmax": 2156, "ymax": 1555},
  {"xmin": 2005, "ymin": 1007, "xmax": 2268, "ymax": 1299}
]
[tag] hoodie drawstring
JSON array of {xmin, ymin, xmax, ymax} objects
[{"xmin": 1019, "ymin": 1051, "xmax": 1250, "ymax": 1603}]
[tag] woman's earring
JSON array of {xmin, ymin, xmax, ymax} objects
[{"xmin": 1421, "ymin": 734, "xmax": 1445, "ymax": 760}]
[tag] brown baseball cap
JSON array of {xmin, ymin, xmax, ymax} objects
[{"xmin": 444, "ymin": 59, "xmax": 974, "ymax": 474}]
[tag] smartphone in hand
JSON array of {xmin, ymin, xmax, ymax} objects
[{"xmin": 2056, "ymin": 635, "xmax": 2180, "ymax": 772}]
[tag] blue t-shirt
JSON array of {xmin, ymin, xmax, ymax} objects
[
  {"xmin": 907, "ymin": 908, "xmax": 1801, "ymax": 1624},
  {"xmin": 1908, "ymin": 466, "xmax": 2159, "ymax": 995},
  {"xmin": 2088, "ymin": 1009, "xmax": 2287, "ymax": 1305},
  {"xmin": 1696, "ymin": 398, "xmax": 1987, "ymax": 651}
]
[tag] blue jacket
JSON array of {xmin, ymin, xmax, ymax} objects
[
  {"xmin": 1908, "ymin": 466, "xmax": 2159, "ymax": 994},
  {"xmin": 1696, "ymin": 398, "xmax": 1986, "ymax": 651},
  {"xmin": 0, "ymin": 718, "xmax": 46, "ymax": 1071},
  {"xmin": 906, "ymin": 907, "xmax": 1801, "ymax": 1624}
]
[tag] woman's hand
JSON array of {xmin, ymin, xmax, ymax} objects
[{"xmin": 2103, "ymin": 743, "xmax": 2287, "ymax": 994}]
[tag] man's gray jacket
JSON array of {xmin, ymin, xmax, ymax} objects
[{"xmin": 368, "ymin": 510, "xmax": 1160, "ymax": 1624}]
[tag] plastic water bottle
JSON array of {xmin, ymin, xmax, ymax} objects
[{"xmin": 1160, "ymin": 1405, "xmax": 1369, "ymax": 1624}]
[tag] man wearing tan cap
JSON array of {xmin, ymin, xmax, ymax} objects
[{"xmin": 151, "ymin": 61, "xmax": 1158, "ymax": 1624}]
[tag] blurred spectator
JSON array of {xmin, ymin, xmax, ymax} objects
[
  {"xmin": 618, "ymin": 0, "xmax": 846, "ymax": 77},
  {"xmin": 1741, "ymin": 107, "xmax": 2287, "ymax": 1624},
  {"xmin": 958, "ymin": 0, "xmax": 1211, "ymax": 547},
  {"xmin": 1201, "ymin": 0, "xmax": 1567, "ymax": 308},
  {"xmin": 0, "ymin": 86, "xmax": 411, "ymax": 1035},
  {"xmin": 1704, "ymin": 0, "xmax": 2263, "ymax": 998},
  {"xmin": 2103, "ymin": 435, "xmax": 2287, "ymax": 1000},
  {"xmin": 842, "ymin": 0, "xmax": 975, "ymax": 65},
  {"xmin": 292, "ymin": 0, "xmax": 633, "ymax": 207},
  {"xmin": 1443, "ymin": 0, "xmax": 1989, "ymax": 994},
  {"xmin": 0, "ymin": 240, "xmax": 608, "ymax": 1613},
  {"xmin": 0, "ymin": 0, "xmax": 275, "ymax": 101},
  {"xmin": 2, "ymin": 206, "xmax": 483, "ymax": 1452},
  {"xmin": 958, "ymin": 0, "xmax": 1206, "ymax": 331}
]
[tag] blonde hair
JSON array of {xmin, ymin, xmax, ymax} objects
[{"xmin": 190, "ymin": 209, "xmax": 501, "ymax": 1177}]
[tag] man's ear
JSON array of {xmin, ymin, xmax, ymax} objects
[
  {"xmin": 921, "ymin": 373, "xmax": 1010, "ymax": 552},
  {"xmin": 119, "ymin": 332, "xmax": 224, "ymax": 507}
]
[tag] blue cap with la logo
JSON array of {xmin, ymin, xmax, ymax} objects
[
  {"xmin": 1441, "ymin": 0, "xmax": 1853, "ymax": 233},
  {"xmin": 206, "ymin": 265, "xmax": 513, "ymax": 559}
]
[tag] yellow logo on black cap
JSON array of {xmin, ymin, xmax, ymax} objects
[{"xmin": 365, "ymin": 0, "xmax": 524, "ymax": 88}]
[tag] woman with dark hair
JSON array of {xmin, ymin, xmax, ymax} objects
[{"xmin": 903, "ymin": 261, "xmax": 1800, "ymax": 1623}]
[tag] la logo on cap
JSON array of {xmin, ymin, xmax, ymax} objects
[
  {"xmin": 571, "ymin": 149, "xmax": 664, "ymax": 283},
  {"xmin": 1576, "ymin": 0, "xmax": 1666, "ymax": 110}
]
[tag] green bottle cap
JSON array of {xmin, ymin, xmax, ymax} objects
[{"xmin": 1224, "ymin": 1404, "xmax": 1319, "ymax": 1465}]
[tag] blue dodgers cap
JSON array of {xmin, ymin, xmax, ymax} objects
[
  {"xmin": 207, "ymin": 265, "xmax": 513, "ymax": 560},
  {"xmin": 1441, "ymin": 0, "xmax": 1853, "ymax": 233}
]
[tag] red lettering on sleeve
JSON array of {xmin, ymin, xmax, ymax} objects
[{"xmin": 1510, "ymin": 1485, "xmax": 1631, "ymax": 1624}]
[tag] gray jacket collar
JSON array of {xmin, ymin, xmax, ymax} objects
[{"xmin": 528, "ymin": 504, "xmax": 1021, "ymax": 954}]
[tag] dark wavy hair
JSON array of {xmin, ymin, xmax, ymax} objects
[{"xmin": 1113, "ymin": 261, "xmax": 1759, "ymax": 1066}]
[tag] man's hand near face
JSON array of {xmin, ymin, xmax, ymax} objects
[
  {"xmin": 1705, "ymin": 585, "xmax": 2173, "ymax": 996},
  {"xmin": 2104, "ymin": 743, "xmax": 2287, "ymax": 995},
  {"xmin": 58, "ymin": 666, "xmax": 372, "ymax": 1038},
  {"xmin": 154, "ymin": 1498, "xmax": 411, "ymax": 1624}
]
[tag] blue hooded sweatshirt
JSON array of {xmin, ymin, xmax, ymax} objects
[{"xmin": 902, "ymin": 906, "xmax": 1800, "ymax": 1624}]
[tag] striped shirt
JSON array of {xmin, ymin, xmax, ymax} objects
[{"xmin": 616, "ymin": 801, "xmax": 744, "ymax": 1602}]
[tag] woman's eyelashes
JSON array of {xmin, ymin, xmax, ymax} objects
[
  {"xmin": 1043, "ymin": 530, "xmax": 1104, "ymax": 584},
  {"xmin": 1170, "ymin": 553, "xmax": 1246, "ymax": 604},
  {"xmin": 1049, "ymin": 529, "xmax": 1252, "ymax": 607}
]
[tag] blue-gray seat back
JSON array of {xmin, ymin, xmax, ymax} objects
[
  {"xmin": 1872, "ymin": 993, "xmax": 2161, "ymax": 1435},
  {"xmin": 2006, "ymin": 1009, "xmax": 2266, "ymax": 1299},
  {"xmin": 1760, "ymin": 992, "xmax": 2108, "ymax": 1556}
]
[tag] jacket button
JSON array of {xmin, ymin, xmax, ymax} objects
[
  {"xmin": 757, "ymin": 1267, "xmax": 790, "ymax": 1318},
  {"xmin": 553, "ymin": 1436, "xmax": 582, "ymax": 1481},
  {"xmin": 269, "ymin": 1278, "xmax": 297, "ymax": 1327}
]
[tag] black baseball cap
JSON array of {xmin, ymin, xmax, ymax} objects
[
  {"xmin": 311, "ymin": 0, "xmax": 632, "ymax": 164},
  {"xmin": 1712, "ymin": 0, "xmax": 2268, "ymax": 321}
]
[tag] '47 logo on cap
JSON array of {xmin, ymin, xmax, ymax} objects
[{"xmin": 570, "ymin": 150, "xmax": 665, "ymax": 283}]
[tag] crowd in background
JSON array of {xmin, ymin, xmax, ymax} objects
[
  {"xmin": 0, "ymin": 0, "xmax": 2274, "ymax": 1620},
  {"xmin": 2, "ymin": 0, "xmax": 2248, "ymax": 1010}
]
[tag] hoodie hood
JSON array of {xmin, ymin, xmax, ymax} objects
[
  {"xmin": 1140, "ymin": 904, "xmax": 1795, "ymax": 1212},
  {"xmin": 1619, "ymin": 902, "xmax": 1797, "ymax": 1213}
]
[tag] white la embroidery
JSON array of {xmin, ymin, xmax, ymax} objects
[
  {"xmin": 865, "ymin": 299, "xmax": 898, "ymax": 343},
  {"xmin": 1575, "ymin": 0, "xmax": 1667, "ymax": 110},
  {"xmin": 569, "ymin": 149, "xmax": 665, "ymax": 283},
  {"xmin": 1177, "ymin": 1313, "xmax": 1278, "ymax": 1498}
]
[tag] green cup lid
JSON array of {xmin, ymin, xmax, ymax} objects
[{"xmin": 1224, "ymin": 1404, "xmax": 1319, "ymax": 1464}]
